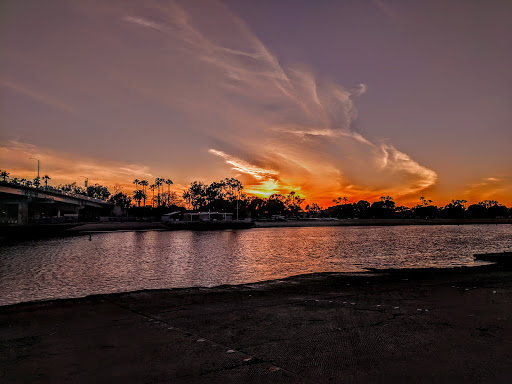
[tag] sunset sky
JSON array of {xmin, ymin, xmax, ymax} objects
[{"xmin": 1, "ymin": 0, "xmax": 511, "ymax": 207}]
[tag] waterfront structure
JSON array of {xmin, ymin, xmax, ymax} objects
[
  {"xmin": 183, "ymin": 212, "xmax": 234, "ymax": 222},
  {"xmin": 0, "ymin": 182, "xmax": 112, "ymax": 225}
]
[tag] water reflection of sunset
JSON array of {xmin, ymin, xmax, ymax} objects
[{"xmin": 4, "ymin": 226, "xmax": 510, "ymax": 306}]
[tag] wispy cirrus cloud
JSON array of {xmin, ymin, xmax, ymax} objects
[
  {"xmin": 4, "ymin": 0, "xmax": 510, "ymax": 207},
  {"xmin": 0, "ymin": 141, "xmax": 154, "ymax": 191},
  {"xmin": 123, "ymin": 16, "xmax": 167, "ymax": 32},
  {"xmin": 119, "ymin": 0, "xmax": 437, "ymax": 204},
  {"xmin": 2, "ymin": 0, "xmax": 434, "ymax": 204},
  {"xmin": 208, "ymin": 149, "xmax": 278, "ymax": 180},
  {"xmin": 377, "ymin": 144, "xmax": 438, "ymax": 192},
  {"xmin": 1, "ymin": 80, "xmax": 77, "ymax": 113},
  {"xmin": 461, "ymin": 176, "xmax": 512, "ymax": 204}
]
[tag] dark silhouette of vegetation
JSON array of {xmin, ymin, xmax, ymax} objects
[
  {"xmin": 109, "ymin": 191, "xmax": 131, "ymax": 209},
  {"xmin": 131, "ymin": 177, "xmax": 174, "ymax": 209},
  {"xmin": 305, "ymin": 203, "xmax": 322, "ymax": 217},
  {"xmin": 183, "ymin": 178, "xmax": 243, "ymax": 213},
  {"xmin": 132, "ymin": 190, "xmax": 144, "ymax": 207},
  {"xmin": 87, "ymin": 184, "xmax": 111, "ymax": 200},
  {"xmin": 324, "ymin": 196, "xmax": 510, "ymax": 220},
  {"xmin": 165, "ymin": 179, "xmax": 173, "ymax": 205},
  {"xmin": 42, "ymin": 175, "xmax": 51, "ymax": 188},
  {"xmin": 56, "ymin": 182, "xmax": 87, "ymax": 195},
  {"xmin": 183, "ymin": 181, "xmax": 208, "ymax": 210},
  {"xmin": 1, "ymin": 170, "xmax": 10, "ymax": 182},
  {"xmin": 1, "ymin": 168, "xmax": 511, "ymax": 220},
  {"xmin": 139, "ymin": 180, "xmax": 148, "ymax": 206}
]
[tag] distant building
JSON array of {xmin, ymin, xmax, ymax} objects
[
  {"xmin": 161, "ymin": 211, "xmax": 183, "ymax": 222},
  {"xmin": 182, "ymin": 212, "xmax": 233, "ymax": 222}
]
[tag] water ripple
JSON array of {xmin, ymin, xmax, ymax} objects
[{"xmin": 1, "ymin": 224, "xmax": 511, "ymax": 305}]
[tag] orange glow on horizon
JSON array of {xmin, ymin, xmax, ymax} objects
[
  {"xmin": 1, "ymin": 1, "xmax": 510, "ymax": 213},
  {"xmin": 1, "ymin": 141, "xmax": 511, "ymax": 209}
]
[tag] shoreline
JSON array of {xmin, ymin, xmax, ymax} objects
[
  {"xmin": 1, "ymin": 218, "xmax": 511, "ymax": 243},
  {"xmin": 1, "ymin": 261, "xmax": 507, "ymax": 309},
  {"xmin": 2, "ymin": 261, "xmax": 512, "ymax": 382},
  {"xmin": 2, "ymin": 252, "xmax": 510, "ymax": 309},
  {"xmin": 254, "ymin": 217, "xmax": 512, "ymax": 227},
  {"xmin": 3, "ymin": 248, "xmax": 512, "ymax": 307}
]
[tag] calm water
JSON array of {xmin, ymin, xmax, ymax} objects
[{"xmin": 1, "ymin": 225, "xmax": 511, "ymax": 306}]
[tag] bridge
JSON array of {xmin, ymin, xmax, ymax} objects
[{"xmin": 0, "ymin": 182, "xmax": 113, "ymax": 225}]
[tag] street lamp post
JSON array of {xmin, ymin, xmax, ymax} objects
[{"xmin": 80, "ymin": 176, "xmax": 88, "ymax": 188}]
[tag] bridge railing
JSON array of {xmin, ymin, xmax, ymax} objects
[
  {"xmin": 1, "ymin": 181, "xmax": 111, "ymax": 205},
  {"xmin": 42, "ymin": 187, "xmax": 109, "ymax": 204}
]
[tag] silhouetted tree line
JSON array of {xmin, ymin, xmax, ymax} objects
[
  {"xmin": 325, "ymin": 197, "xmax": 511, "ymax": 220},
  {"xmin": 244, "ymin": 192, "xmax": 307, "ymax": 219},
  {"xmin": 132, "ymin": 178, "xmax": 176, "ymax": 209},
  {"xmin": 181, "ymin": 179, "xmax": 326, "ymax": 219},
  {"xmin": 182, "ymin": 178, "xmax": 247, "ymax": 217},
  {"xmin": 1, "ymin": 169, "xmax": 511, "ymax": 219}
]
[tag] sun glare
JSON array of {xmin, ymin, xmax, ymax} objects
[{"xmin": 245, "ymin": 179, "xmax": 281, "ymax": 198}]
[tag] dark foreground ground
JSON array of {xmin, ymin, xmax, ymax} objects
[{"xmin": 1, "ymin": 264, "xmax": 512, "ymax": 383}]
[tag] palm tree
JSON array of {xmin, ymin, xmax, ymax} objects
[
  {"xmin": 165, "ymin": 179, "xmax": 173, "ymax": 206},
  {"xmin": 133, "ymin": 189, "xmax": 146, "ymax": 207},
  {"xmin": 332, "ymin": 197, "xmax": 344, "ymax": 205},
  {"xmin": 139, "ymin": 180, "xmax": 148, "ymax": 206},
  {"xmin": 155, "ymin": 178, "xmax": 164, "ymax": 207},
  {"xmin": 149, "ymin": 184, "xmax": 156, "ymax": 208},
  {"xmin": 133, "ymin": 190, "xmax": 141, "ymax": 207},
  {"xmin": 42, "ymin": 175, "xmax": 51, "ymax": 189},
  {"xmin": 33, "ymin": 177, "xmax": 41, "ymax": 188},
  {"xmin": 133, "ymin": 179, "xmax": 140, "ymax": 191},
  {"xmin": 0, "ymin": 170, "xmax": 9, "ymax": 182}
]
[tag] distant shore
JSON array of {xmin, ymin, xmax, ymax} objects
[
  {"xmin": 254, "ymin": 217, "xmax": 512, "ymax": 228},
  {"xmin": 68, "ymin": 218, "xmax": 512, "ymax": 232},
  {"xmin": 1, "ymin": 218, "xmax": 511, "ymax": 242},
  {"xmin": 2, "ymin": 260, "xmax": 512, "ymax": 382}
]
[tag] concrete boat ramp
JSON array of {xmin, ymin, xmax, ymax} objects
[{"xmin": 1, "ymin": 264, "xmax": 512, "ymax": 383}]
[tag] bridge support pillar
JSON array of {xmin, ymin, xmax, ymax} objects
[{"xmin": 18, "ymin": 201, "xmax": 29, "ymax": 225}]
